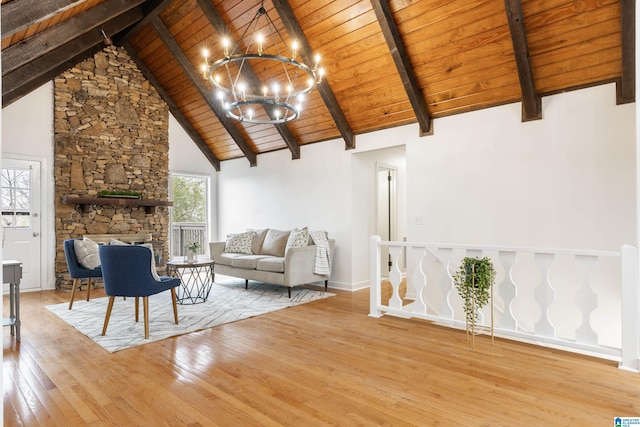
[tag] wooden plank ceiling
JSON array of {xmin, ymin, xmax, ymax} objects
[{"xmin": 1, "ymin": 0, "xmax": 633, "ymax": 170}]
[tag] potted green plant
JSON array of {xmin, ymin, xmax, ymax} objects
[
  {"xmin": 452, "ymin": 256, "xmax": 495, "ymax": 344},
  {"xmin": 187, "ymin": 242, "xmax": 200, "ymax": 262}
]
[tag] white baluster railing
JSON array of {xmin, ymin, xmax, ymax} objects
[{"xmin": 369, "ymin": 236, "xmax": 640, "ymax": 372}]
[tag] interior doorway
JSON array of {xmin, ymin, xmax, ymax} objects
[{"xmin": 376, "ymin": 163, "xmax": 398, "ymax": 277}]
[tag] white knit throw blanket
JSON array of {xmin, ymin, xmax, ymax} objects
[{"xmin": 310, "ymin": 230, "xmax": 331, "ymax": 276}]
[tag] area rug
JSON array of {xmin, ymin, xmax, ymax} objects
[{"xmin": 46, "ymin": 279, "xmax": 334, "ymax": 352}]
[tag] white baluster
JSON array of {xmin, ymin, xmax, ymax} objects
[
  {"xmin": 574, "ymin": 255, "xmax": 598, "ymax": 345},
  {"xmin": 498, "ymin": 251, "xmax": 517, "ymax": 331},
  {"xmin": 388, "ymin": 245, "xmax": 403, "ymax": 310},
  {"xmin": 410, "ymin": 246, "xmax": 428, "ymax": 315},
  {"xmin": 439, "ymin": 248, "xmax": 454, "ymax": 319},
  {"xmin": 369, "ymin": 236, "xmax": 382, "ymax": 318},
  {"xmin": 534, "ymin": 253, "xmax": 555, "ymax": 338}
]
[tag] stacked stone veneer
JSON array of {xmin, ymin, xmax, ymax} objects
[{"xmin": 54, "ymin": 46, "xmax": 170, "ymax": 290}]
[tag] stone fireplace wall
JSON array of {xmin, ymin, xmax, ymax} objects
[{"xmin": 54, "ymin": 45, "xmax": 170, "ymax": 289}]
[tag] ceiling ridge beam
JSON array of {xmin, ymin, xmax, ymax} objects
[
  {"xmin": 271, "ymin": 0, "xmax": 355, "ymax": 150},
  {"xmin": 123, "ymin": 42, "xmax": 221, "ymax": 171},
  {"xmin": 617, "ymin": 0, "xmax": 635, "ymax": 104},
  {"xmin": 149, "ymin": 16, "xmax": 257, "ymax": 167},
  {"xmin": 370, "ymin": 0, "xmax": 432, "ymax": 136},
  {"xmin": 1, "ymin": 0, "xmax": 87, "ymax": 39},
  {"xmin": 117, "ymin": 0, "xmax": 175, "ymax": 43},
  {"xmin": 2, "ymin": 9, "xmax": 144, "ymax": 107},
  {"xmin": 504, "ymin": 0, "xmax": 541, "ymax": 121},
  {"xmin": 195, "ymin": 0, "xmax": 300, "ymax": 160},
  {"xmin": 2, "ymin": 0, "xmax": 146, "ymax": 76}
]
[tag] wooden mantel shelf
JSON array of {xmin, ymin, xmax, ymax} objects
[{"xmin": 62, "ymin": 196, "xmax": 173, "ymax": 214}]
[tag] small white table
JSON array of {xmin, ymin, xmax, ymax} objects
[{"xmin": 3, "ymin": 260, "xmax": 23, "ymax": 341}]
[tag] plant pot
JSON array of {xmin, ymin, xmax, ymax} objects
[{"xmin": 187, "ymin": 252, "xmax": 196, "ymax": 262}]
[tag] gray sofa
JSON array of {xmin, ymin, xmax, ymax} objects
[{"xmin": 209, "ymin": 228, "xmax": 334, "ymax": 297}]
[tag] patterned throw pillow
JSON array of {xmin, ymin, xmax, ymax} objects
[
  {"xmin": 74, "ymin": 237, "xmax": 100, "ymax": 270},
  {"xmin": 285, "ymin": 227, "xmax": 309, "ymax": 254},
  {"xmin": 224, "ymin": 231, "xmax": 254, "ymax": 254}
]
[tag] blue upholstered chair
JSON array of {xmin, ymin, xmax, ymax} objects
[
  {"xmin": 98, "ymin": 245, "xmax": 180, "ymax": 339},
  {"xmin": 64, "ymin": 239, "xmax": 103, "ymax": 309}
]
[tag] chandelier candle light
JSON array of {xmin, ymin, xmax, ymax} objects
[{"xmin": 201, "ymin": 2, "xmax": 324, "ymax": 124}]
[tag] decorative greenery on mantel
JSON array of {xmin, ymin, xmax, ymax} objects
[{"xmin": 98, "ymin": 190, "xmax": 141, "ymax": 199}]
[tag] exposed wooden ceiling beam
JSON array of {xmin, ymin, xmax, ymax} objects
[
  {"xmin": 1, "ymin": 0, "xmax": 87, "ymax": 38},
  {"xmin": 2, "ymin": 0, "xmax": 146, "ymax": 76},
  {"xmin": 617, "ymin": 0, "xmax": 635, "ymax": 104},
  {"xmin": 271, "ymin": 0, "xmax": 355, "ymax": 150},
  {"xmin": 195, "ymin": 0, "xmax": 300, "ymax": 160},
  {"xmin": 150, "ymin": 16, "xmax": 258, "ymax": 167},
  {"xmin": 370, "ymin": 0, "xmax": 432, "ymax": 136},
  {"xmin": 117, "ymin": 0, "xmax": 175, "ymax": 43},
  {"xmin": 504, "ymin": 0, "xmax": 541, "ymax": 121},
  {"xmin": 2, "ymin": 9, "xmax": 144, "ymax": 107},
  {"xmin": 123, "ymin": 42, "xmax": 221, "ymax": 171}
]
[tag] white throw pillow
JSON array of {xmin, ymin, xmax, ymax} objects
[
  {"xmin": 74, "ymin": 237, "xmax": 100, "ymax": 270},
  {"xmin": 224, "ymin": 232, "xmax": 253, "ymax": 254},
  {"xmin": 285, "ymin": 227, "xmax": 309, "ymax": 254},
  {"xmin": 260, "ymin": 229, "xmax": 290, "ymax": 256},
  {"xmin": 141, "ymin": 243, "xmax": 161, "ymax": 282},
  {"xmin": 109, "ymin": 238, "xmax": 128, "ymax": 246}
]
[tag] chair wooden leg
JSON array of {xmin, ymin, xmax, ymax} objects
[
  {"xmin": 68, "ymin": 278, "xmax": 81, "ymax": 310},
  {"xmin": 143, "ymin": 296, "xmax": 149, "ymax": 339},
  {"xmin": 171, "ymin": 288, "xmax": 179, "ymax": 324},
  {"xmin": 288, "ymin": 287, "xmax": 291, "ymax": 298},
  {"xmin": 86, "ymin": 277, "xmax": 92, "ymax": 301},
  {"xmin": 101, "ymin": 296, "xmax": 115, "ymax": 336},
  {"xmin": 325, "ymin": 280, "xmax": 328, "ymax": 291},
  {"xmin": 135, "ymin": 297, "xmax": 139, "ymax": 322},
  {"xmin": 245, "ymin": 279, "xmax": 248, "ymax": 290}
]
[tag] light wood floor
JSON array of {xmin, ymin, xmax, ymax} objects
[{"xmin": 3, "ymin": 285, "xmax": 639, "ymax": 426}]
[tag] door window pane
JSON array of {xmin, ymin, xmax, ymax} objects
[{"xmin": 1, "ymin": 168, "xmax": 31, "ymax": 228}]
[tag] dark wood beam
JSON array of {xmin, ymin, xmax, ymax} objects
[
  {"xmin": 271, "ymin": 0, "xmax": 355, "ymax": 150},
  {"xmin": 116, "ymin": 0, "xmax": 174, "ymax": 43},
  {"xmin": 370, "ymin": 0, "xmax": 432, "ymax": 136},
  {"xmin": 2, "ymin": 0, "xmax": 146, "ymax": 76},
  {"xmin": 617, "ymin": 0, "xmax": 635, "ymax": 104},
  {"xmin": 3, "ymin": 9, "xmax": 144, "ymax": 107},
  {"xmin": 195, "ymin": 0, "xmax": 300, "ymax": 160},
  {"xmin": 123, "ymin": 43, "xmax": 221, "ymax": 171},
  {"xmin": 504, "ymin": 0, "xmax": 541, "ymax": 121},
  {"xmin": 150, "ymin": 16, "xmax": 257, "ymax": 167},
  {"xmin": 1, "ymin": 0, "xmax": 87, "ymax": 38}
]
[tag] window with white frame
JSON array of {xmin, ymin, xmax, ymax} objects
[{"xmin": 170, "ymin": 174, "xmax": 209, "ymax": 258}]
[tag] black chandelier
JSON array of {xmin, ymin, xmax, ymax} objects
[{"xmin": 201, "ymin": 2, "xmax": 324, "ymax": 125}]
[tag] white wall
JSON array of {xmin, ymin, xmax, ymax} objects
[
  {"xmin": 217, "ymin": 139, "xmax": 356, "ymax": 288},
  {"xmin": 1, "ymin": 82, "xmax": 55, "ymax": 289},
  {"xmin": 1, "ymin": 81, "xmax": 636, "ymax": 292},
  {"xmin": 217, "ymin": 84, "xmax": 636, "ymax": 290},
  {"xmin": 408, "ymin": 83, "xmax": 636, "ymax": 251},
  {"xmin": 168, "ymin": 114, "xmax": 219, "ymax": 243}
]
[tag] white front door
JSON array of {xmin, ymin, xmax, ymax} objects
[{"xmin": 2, "ymin": 159, "xmax": 42, "ymax": 291}]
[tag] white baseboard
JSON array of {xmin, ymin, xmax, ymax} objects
[{"xmin": 327, "ymin": 279, "xmax": 369, "ymax": 292}]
